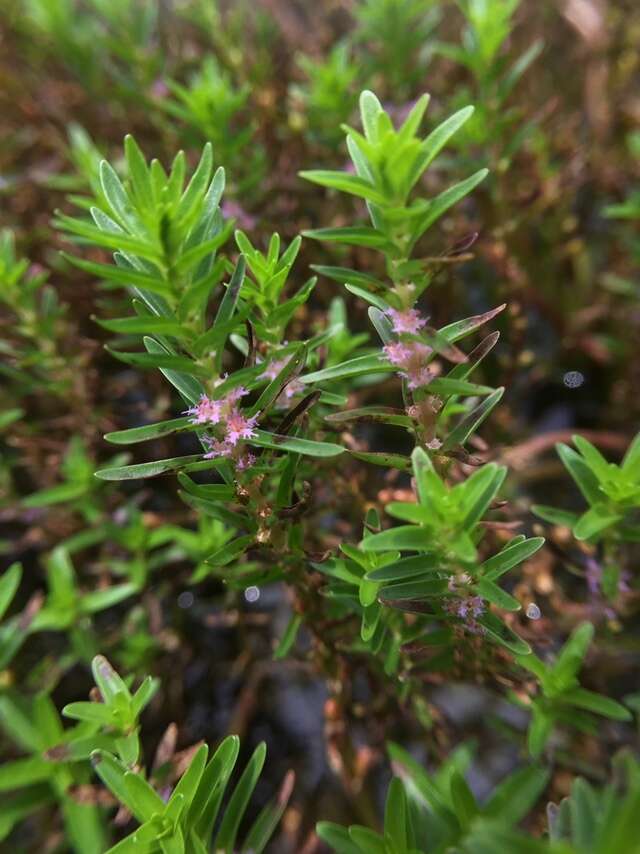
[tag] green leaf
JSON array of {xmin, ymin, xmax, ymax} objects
[
  {"xmin": 412, "ymin": 169, "xmax": 488, "ymax": 242},
  {"xmin": 408, "ymin": 105, "xmax": 475, "ymax": 185},
  {"xmin": 168, "ymin": 745, "xmax": 208, "ymax": 813},
  {"xmin": 241, "ymin": 770, "xmax": 295, "ymax": 854},
  {"xmin": 301, "ymin": 354, "xmax": 395, "ymax": 384},
  {"xmin": 428, "ymin": 377, "xmax": 495, "ymax": 397},
  {"xmin": 550, "ymin": 622, "xmax": 594, "ymax": 688},
  {"xmin": 556, "ymin": 443, "xmax": 603, "ymax": 507},
  {"xmin": 561, "ymin": 688, "xmax": 632, "ymax": 721},
  {"xmin": 180, "ymin": 492, "xmax": 250, "ymax": 531},
  {"xmin": 348, "ymin": 826, "xmax": 386, "ymax": 853},
  {"xmin": 344, "ymin": 283, "xmax": 390, "ymax": 310},
  {"xmin": 573, "ymin": 506, "xmax": 622, "ymax": 541},
  {"xmin": 56, "ymin": 211, "xmax": 161, "ymax": 263},
  {"xmin": 176, "ymin": 142, "xmax": 213, "ymax": 225},
  {"xmin": 397, "ymin": 93, "xmax": 430, "ymax": 142},
  {"xmin": 365, "ymin": 554, "xmax": 441, "ymax": 582},
  {"xmin": 438, "ymin": 304, "xmax": 506, "ymax": 344},
  {"xmin": 0, "ymin": 697, "xmax": 40, "ymax": 752},
  {"xmin": 566, "ymin": 777, "xmax": 598, "ymax": 851},
  {"xmin": 528, "ymin": 706, "xmax": 553, "ymax": 758},
  {"xmin": 441, "ymin": 388, "xmax": 504, "ymax": 450},
  {"xmin": 386, "ymin": 742, "xmax": 455, "ymax": 822},
  {"xmin": 572, "ymin": 435, "xmax": 612, "ymax": 481},
  {"xmin": 360, "ymin": 526, "xmax": 434, "ymax": 552},
  {"xmin": 326, "ymin": 407, "xmax": 411, "ymax": 428},
  {"xmin": 302, "ymin": 226, "xmax": 391, "ymax": 249},
  {"xmin": 483, "ymin": 765, "xmax": 550, "ymax": 824},
  {"xmin": 449, "ymin": 769, "xmax": 478, "ymax": 829},
  {"xmin": 205, "ymin": 536, "xmax": 254, "ymax": 567},
  {"xmin": 62, "ymin": 255, "xmax": 171, "ymax": 296},
  {"xmin": 144, "ymin": 337, "xmax": 204, "ymax": 405},
  {"xmin": 622, "ymin": 430, "xmax": 640, "ymax": 478},
  {"xmin": 475, "ymin": 579, "xmax": 520, "ymax": 611},
  {"xmin": 347, "ymin": 450, "xmax": 412, "ymax": 470},
  {"xmin": 531, "ymin": 505, "xmax": 580, "ymax": 528},
  {"xmin": 189, "ymin": 737, "xmax": 239, "ymax": 841},
  {"xmin": 250, "ymin": 430, "xmax": 344, "ymax": 457},
  {"xmin": 95, "ymin": 455, "xmax": 203, "ymax": 480},
  {"xmin": 212, "ymin": 255, "xmax": 245, "ymax": 372},
  {"xmin": 359, "ymin": 90, "xmax": 384, "ymax": 143},
  {"xmin": 176, "ymin": 474, "xmax": 235, "ymax": 502},
  {"xmin": 123, "ymin": 771, "xmax": 165, "ymax": 821},
  {"xmin": 80, "ymin": 583, "xmax": 137, "ymax": 613},
  {"xmin": 0, "ymin": 563, "xmax": 21, "ymax": 621},
  {"xmin": 273, "ymin": 614, "xmax": 302, "ymax": 660},
  {"xmin": 91, "ymin": 751, "xmax": 143, "ymax": 819},
  {"xmin": 124, "ymin": 135, "xmax": 154, "ymax": 212},
  {"xmin": 99, "ymin": 160, "xmax": 138, "ymax": 232},
  {"xmin": 481, "ymin": 537, "xmax": 545, "ymax": 582},
  {"xmin": 379, "ymin": 579, "xmax": 448, "ymax": 601},
  {"xmin": 458, "ymin": 463, "xmax": 507, "ymax": 529},
  {"xmin": 311, "ymin": 265, "xmax": 386, "ymax": 292},
  {"xmin": 0, "ymin": 756, "xmax": 55, "ymax": 791},
  {"xmin": 215, "ymin": 742, "xmax": 266, "ymax": 853},
  {"xmin": 383, "ymin": 778, "xmax": 407, "ymax": 849},
  {"xmin": 22, "ymin": 482, "xmax": 88, "ymax": 508},
  {"xmin": 477, "ymin": 611, "xmax": 530, "ymax": 654},
  {"xmin": 316, "ymin": 822, "xmax": 362, "ymax": 854},
  {"xmin": 61, "ymin": 795, "xmax": 107, "ymax": 854},
  {"xmin": 0, "ymin": 408, "xmax": 23, "ymax": 431},
  {"xmin": 104, "ymin": 417, "xmax": 193, "ymax": 445},
  {"xmin": 106, "ymin": 347, "xmax": 207, "ymax": 377},
  {"xmin": 300, "ymin": 170, "xmax": 386, "ymax": 204},
  {"xmin": 92, "ymin": 655, "xmax": 129, "ymax": 704},
  {"xmin": 95, "ymin": 316, "xmax": 186, "ymax": 336}
]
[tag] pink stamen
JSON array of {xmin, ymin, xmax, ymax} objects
[{"xmin": 387, "ymin": 307, "xmax": 427, "ymax": 335}]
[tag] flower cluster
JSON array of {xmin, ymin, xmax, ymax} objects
[
  {"xmin": 383, "ymin": 340, "xmax": 434, "ymax": 389},
  {"xmin": 382, "ymin": 307, "xmax": 436, "ymax": 389},
  {"xmin": 444, "ymin": 594, "xmax": 485, "ymax": 633},
  {"xmin": 445, "ymin": 573, "xmax": 485, "ymax": 633},
  {"xmin": 386, "ymin": 307, "xmax": 427, "ymax": 335},
  {"xmin": 186, "ymin": 387, "xmax": 257, "ymax": 467}
]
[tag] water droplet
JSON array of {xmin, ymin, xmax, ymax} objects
[
  {"xmin": 563, "ymin": 370, "xmax": 584, "ymax": 389},
  {"xmin": 244, "ymin": 586, "xmax": 260, "ymax": 603},
  {"xmin": 177, "ymin": 591, "xmax": 194, "ymax": 609},
  {"xmin": 526, "ymin": 602, "xmax": 541, "ymax": 620}
]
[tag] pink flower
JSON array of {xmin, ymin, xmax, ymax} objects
[
  {"xmin": 226, "ymin": 386, "xmax": 249, "ymax": 403},
  {"xmin": 405, "ymin": 365, "xmax": 434, "ymax": 390},
  {"xmin": 221, "ymin": 200, "xmax": 256, "ymax": 231},
  {"xmin": 445, "ymin": 594, "xmax": 485, "ymax": 634},
  {"xmin": 387, "ymin": 307, "xmax": 427, "ymax": 335},
  {"xmin": 259, "ymin": 359, "xmax": 287, "ymax": 381},
  {"xmin": 236, "ymin": 452, "xmax": 256, "ymax": 471},
  {"xmin": 458, "ymin": 596, "xmax": 485, "ymax": 620},
  {"xmin": 186, "ymin": 388, "xmax": 250, "ymax": 425},
  {"xmin": 203, "ymin": 437, "xmax": 231, "ymax": 459},
  {"xmin": 224, "ymin": 411, "xmax": 258, "ymax": 446},
  {"xmin": 383, "ymin": 341, "xmax": 413, "ymax": 366},
  {"xmin": 383, "ymin": 340, "xmax": 434, "ymax": 389},
  {"xmin": 186, "ymin": 395, "xmax": 223, "ymax": 425},
  {"xmin": 194, "ymin": 387, "xmax": 258, "ymax": 468},
  {"xmin": 150, "ymin": 78, "xmax": 169, "ymax": 99}
]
